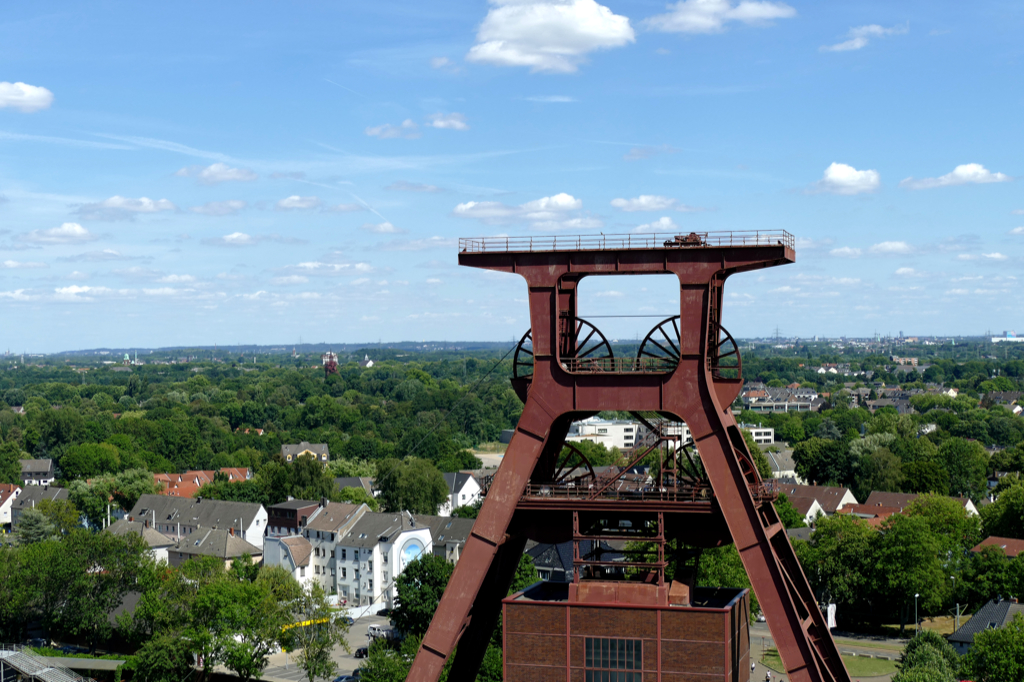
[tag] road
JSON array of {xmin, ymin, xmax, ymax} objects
[
  {"xmin": 261, "ymin": 613, "xmax": 391, "ymax": 682},
  {"xmin": 749, "ymin": 622, "xmax": 905, "ymax": 682}
]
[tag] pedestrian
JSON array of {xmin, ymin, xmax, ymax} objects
[{"xmin": 751, "ymin": 661, "xmax": 756, "ymax": 674}]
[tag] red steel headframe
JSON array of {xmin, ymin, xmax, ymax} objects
[{"xmin": 407, "ymin": 231, "xmax": 850, "ymax": 682}]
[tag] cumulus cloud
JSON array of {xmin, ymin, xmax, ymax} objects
[
  {"xmin": 431, "ymin": 57, "xmax": 453, "ymax": 68},
  {"xmin": 378, "ymin": 236, "xmax": 459, "ymax": 251},
  {"xmin": 1, "ymin": 260, "xmax": 47, "ymax": 269},
  {"xmin": 386, "ymin": 181, "xmax": 442, "ymax": 193},
  {"xmin": 810, "ymin": 162, "xmax": 880, "ymax": 195},
  {"xmin": 361, "ymin": 221, "xmax": 406, "ymax": 234},
  {"xmin": 272, "ymin": 275, "xmax": 309, "ymax": 285},
  {"xmin": 54, "ymin": 285, "xmax": 122, "ymax": 302},
  {"xmin": 821, "ymin": 24, "xmax": 908, "ymax": 52},
  {"xmin": 453, "ymin": 192, "xmax": 588, "ymax": 227},
  {"xmin": 467, "ymin": 0, "xmax": 635, "ymax": 74},
  {"xmin": 830, "ymin": 246, "xmax": 862, "ymax": 258},
  {"xmin": 643, "ymin": 0, "xmax": 796, "ymax": 34},
  {"xmin": 870, "ymin": 241, "xmax": 913, "ymax": 255},
  {"xmin": 365, "ymin": 120, "xmax": 420, "ymax": 139},
  {"xmin": 632, "ymin": 216, "xmax": 678, "ymax": 233},
  {"xmin": 19, "ymin": 222, "xmax": 97, "ymax": 244},
  {"xmin": 76, "ymin": 196, "xmax": 176, "ymax": 221},
  {"xmin": 159, "ymin": 274, "xmax": 197, "ymax": 283},
  {"xmin": 984, "ymin": 252, "xmax": 1008, "ymax": 260},
  {"xmin": 202, "ymin": 232, "xmax": 306, "ymax": 247},
  {"xmin": 895, "ymin": 267, "xmax": 919, "ymax": 276},
  {"xmin": 1009, "ymin": 226, "xmax": 1024, "ymax": 235},
  {"xmin": 0, "ymin": 82, "xmax": 54, "ymax": 112},
  {"xmin": 426, "ymin": 112, "xmax": 469, "ymax": 130},
  {"xmin": 276, "ymin": 195, "xmax": 322, "ymax": 210},
  {"xmin": 610, "ymin": 195, "xmax": 703, "ymax": 212},
  {"xmin": 292, "ymin": 261, "xmax": 374, "ymax": 276},
  {"xmin": 58, "ymin": 249, "xmax": 139, "ymax": 262},
  {"xmin": 175, "ymin": 162, "xmax": 257, "ymax": 184},
  {"xmin": 900, "ymin": 163, "xmax": 1011, "ymax": 190},
  {"xmin": 190, "ymin": 200, "xmax": 247, "ymax": 216},
  {"xmin": 525, "ymin": 95, "xmax": 577, "ymax": 102}
]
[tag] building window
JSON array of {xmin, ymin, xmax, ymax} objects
[
  {"xmin": 341, "ymin": 549, "xmax": 347, "ymax": 560},
  {"xmin": 342, "ymin": 568, "xmax": 347, "ymax": 578},
  {"xmin": 584, "ymin": 638, "xmax": 642, "ymax": 682},
  {"xmin": 300, "ymin": 567, "xmax": 305, "ymax": 577}
]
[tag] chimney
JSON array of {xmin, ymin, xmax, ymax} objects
[
  {"xmin": 320, "ymin": 497, "xmax": 328, "ymax": 508},
  {"xmin": 229, "ymin": 527, "xmax": 234, "ymax": 536},
  {"xmin": 197, "ymin": 497, "xmax": 202, "ymax": 503}
]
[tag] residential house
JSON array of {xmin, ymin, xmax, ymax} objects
[
  {"xmin": 417, "ymin": 515, "xmax": 476, "ymax": 563},
  {"xmin": 863, "ymin": 491, "xmax": 979, "ymax": 517},
  {"xmin": 106, "ymin": 519, "xmax": 175, "ymax": 563},
  {"xmin": 19, "ymin": 459, "xmax": 55, "ymax": 486},
  {"xmin": 566, "ymin": 417, "xmax": 640, "ymax": 451},
  {"xmin": 154, "ymin": 467, "xmax": 251, "ymax": 498},
  {"xmin": 777, "ymin": 484, "xmax": 858, "ymax": 515},
  {"xmin": 739, "ymin": 423, "xmax": 775, "ymax": 445},
  {"xmin": 128, "ymin": 494, "xmax": 269, "ymax": 549},
  {"xmin": 972, "ymin": 536, "xmax": 1024, "ymax": 558},
  {"xmin": 785, "ymin": 496, "xmax": 826, "ymax": 526},
  {"xmin": 168, "ymin": 528, "xmax": 262, "ymax": 568},
  {"xmin": 525, "ymin": 540, "xmax": 626, "ymax": 583},
  {"xmin": 764, "ymin": 449, "xmax": 802, "ymax": 483},
  {"xmin": 10, "ymin": 485, "xmax": 69, "ymax": 527},
  {"xmin": 438, "ymin": 473, "xmax": 482, "ymax": 517},
  {"xmin": 267, "ymin": 499, "xmax": 320, "ymax": 538},
  {"xmin": 263, "ymin": 535, "xmax": 313, "ymax": 586},
  {"xmin": 949, "ymin": 598, "xmax": 1024, "ymax": 655},
  {"xmin": 335, "ymin": 477, "xmax": 376, "ymax": 497},
  {"xmin": 0, "ymin": 484, "xmax": 21, "ymax": 527},
  {"xmin": 299, "ymin": 501, "xmax": 368, "ymax": 595},
  {"xmin": 359, "ymin": 355, "xmax": 375, "ymax": 368},
  {"xmin": 282, "ymin": 442, "xmax": 330, "ymax": 466}
]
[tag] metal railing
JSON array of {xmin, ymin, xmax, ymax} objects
[
  {"xmin": 0, "ymin": 644, "xmax": 99, "ymax": 682},
  {"xmin": 459, "ymin": 231, "xmax": 794, "ymax": 254},
  {"xmin": 559, "ymin": 357, "xmax": 677, "ymax": 374},
  {"xmin": 519, "ymin": 478, "xmax": 779, "ymax": 504}
]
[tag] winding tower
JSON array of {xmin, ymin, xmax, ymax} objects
[{"xmin": 409, "ymin": 231, "xmax": 850, "ymax": 682}]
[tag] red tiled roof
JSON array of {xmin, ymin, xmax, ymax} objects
[{"xmin": 973, "ymin": 536, "xmax": 1024, "ymax": 558}]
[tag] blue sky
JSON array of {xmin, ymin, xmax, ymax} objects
[{"xmin": 1, "ymin": 1, "xmax": 1022, "ymax": 352}]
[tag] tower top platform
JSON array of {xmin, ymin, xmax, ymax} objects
[{"xmin": 459, "ymin": 230, "xmax": 794, "ymax": 254}]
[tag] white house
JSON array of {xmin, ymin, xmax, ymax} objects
[
  {"xmin": 106, "ymin": 519, "xmax": 176, "ymax": 563},
  {"xmin": 301, "ymin": 501, "xmax": 369, "ymax": 595},
  {"xmin": 438, "ymin": 473, "xmax": 482, "ymax": 517},
  {"xmin": 739, "ymin": 424, "xmax": 775, "ymax": 445},
  {"xmin": 0, "ymin": 484, "xmax": 21, "ymax": 527},
  {"xmin": 128, "ymin": 494, "xmax": 269, "ymax": 550},
  {"xmin": 264, "ymin": 535, "xmax": 314, "ymax": 587},
  {"xmin": 566, "ymin": 417, "xmax": 641, "ymax": 451}
]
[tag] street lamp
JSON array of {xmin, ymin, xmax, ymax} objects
[
  {"xmin": 915, "ymin": 593, "xmax": 920, "ymax": 636},
  {"xmin": 951, "ymin": 576, "xmax": 960, "ymax": 632}
]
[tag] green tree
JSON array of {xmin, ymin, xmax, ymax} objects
[
  {"xmin": 874, "ymin": 515, "xmax": 945, "ymax": 634},
  {"xmin": 897, "ymin": 628, "xmax": 960, "ymax": 681},
  {"xmin": 288, "ymin": 582, "xmax": 350, "ymax": 682},
  {"xmin": 133, "ymin": 633, "xmax": 196, "ymax": 682},
  {"xmin": 36, "ymin": 499, "xmax": 80, "ymax": 536},
  {"xmin": 939, "ymin": 437, "xmax": 988, "ymax": 500},
  {"xmin": 774, "ymin": 492, "xmax": 807, "ymax": 529},
  {"xmin": 900, "ymin": 461, "xmax": 950, "ymax": 496},
  {"xmin": 793, "ymin": 437, "xmax": 854, "ymax": 485},
  {"xmin": 964, "ymin": 612, "xmax": 1024, "ymax": 682},
  {"xmin": 376, "ymin": 457, "xmax": 449, "ymax": 515},
  {"xmin": 981, "ymin": 483, "xmax": 1024, "ymax": 539},
  {"xmin": 393, "ymin": 553, "xmax": 454, "ymax": 637},
  {"xmin": 856, "ymin": 447, "xmax": 903, "ymax": 501},
  {"xmin": 0, "ymin": 441, "xmax": 23, "ymax": 484},
  {"xmin": 16, "ymin": 508, "xmax": 55, "ymax": 544},
  {"xmin": 802, "ymin": 514, "xmax": 875, "ymax": 609},
  {"xmin": 337, "ymin": 486, "xmax": 380, "ymax": 511}
]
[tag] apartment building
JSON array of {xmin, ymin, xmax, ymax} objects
[
  {"xmin": 566, "ymin": 417, "xmax": 640, "ymax": 451},
  {"xmin": 128, "ymin": 494, "xmax": 268, "ymax": 549}
]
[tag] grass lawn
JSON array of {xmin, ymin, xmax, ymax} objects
[
  {"xmin": 761, "ymin": 648, "xmax": 897, "ymax": 677},
  {"xmin": 472, "ymin": 441, "xmax": 507, "ymax": 454}
]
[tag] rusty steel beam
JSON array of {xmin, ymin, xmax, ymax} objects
[{"xmin": 407, "ymin": 232, "xmax": 849, "ymax": 682}]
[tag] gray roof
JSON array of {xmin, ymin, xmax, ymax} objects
[
  {"xmin": 19, "ymin": 459, "xmax": 54, "ymax": 474},
  {"xmin": 280, "ymin": 536, "xmax": 312, "ymax": 567},
  {"xmin": 415, "ymin": 515, "xmax": 475, "ymax": 546},
  {"xmin": 765, "ymin": 449, "xmax": 796, "ymax": 473},
  {"xmin": 282, "ymin": 442, "xmax": 329, "ymax": 457},
  {"xmin": 12, "ymin": 485, "xmax": 68, "ymax": 510},
  {"xmin": 443, "ymin": 472, "xmax": 475, "ymax": 495},
  {"xmin": 171, "ymin": 528, "xmax": 261, "ymax": 559},
  {"xmin": 129, "ymin": 493, "xmax": 263, "ymax": 530},
  {"xmin": 335, "ymin": 477, "xmax": 375, "ymax": 495},
  {"xmin": 305, "ymin": 502, "xmax": 365, "ymax": 533},
  {"xmin": 269, "ymin": 499, "xmax": 321, "ymax": 511},
  {"xmin": 339, "ymin": 511, "xmax": 417, "ymax": 548},
  {"xmin": 106, "ymin": 520, "xmax": 175, "ymax": 548},
  {"xmin": 949, "ymin": 599, "xmax": 1024, "ymax": 644}
]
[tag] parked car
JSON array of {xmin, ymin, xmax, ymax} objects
[
  {"xmin": 332, "ymin": 676, "xmax": 359, "ymax": 682},
  {"xmin": 376, "ymin": 608, "xmax": 391, "ymax": 617},
  {"xmin": 354, "ymin": 647, "xmax": 368, "ymax": 659},
  {"xmin": 60, "ymin": 645, "xmax": 89, "ymax": 655},
  {"xmin": 755, "ymin": 612, "xmax": 766, "ymax": 622},
  {"xmin": 25, "ymin": 638, "xmax": 48, "ymax": 648},
  {"xmin": 339, "ymin": 616, "xmax": 355, "ymax": 626}
]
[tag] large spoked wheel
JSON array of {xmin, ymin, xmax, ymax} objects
[
  {"xmin": 711, "ymin": 326, "xmax": 741, "ymax": 380},
  {"xmin": 637, "ymin": 316, "xmax": 681, "ymax": 371},
  {"xmin": 564, "ymin": 318, "xmax": 614, "ymax": 371},
  {"xmin": 512, "ymin": 329, "xmax": 534, "ymax": 380}
]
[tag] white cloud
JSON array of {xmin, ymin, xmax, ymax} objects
[
  {"xmin": 19, "ymin": 222, "xmax": 97, "ymax": 244},
  {"xmin": 1009, "ymin": 227, "xmax": 1024, "ymax": 235},
  {"xmin": 643, "ymin": 0, "xmax": 796, "ymax": 35},
  {"xmin": 1013, "ymin": 209, "xmax": 1024, "ymax": 215},
  {"xmin": 276, "ymin": 195, "xmax": 322, "ymax": 210},
  {"xmin": 361, "ymin": 221, "xmax": 406, "ymax": 234},
  {"xmin": 623, "ymin": 144, "xmax": 678, "ymax": 161},
  {"xmin": 633, "ymin": 216, "xmax": 678, "ymax": 233},
  {"xmin": 821, "ymin": 24, "xmax": 908, "ymax": 52},
  {"xmin": 0, "ymin": 289, "xmax": 36, "ymax": 301},
  {"xmin": 426, "ymin": 112, "xmax": 469, "ymax": 130},
  {"xmin": 191, "ymin": 200, "xmax": 247, "ymax": 216},
  {"xmin": 900, "ymin": 163, "xmax": 1011, "ymax": 190},
  {"xmin": 770, "ymin": 285, "xmax": 799, "ymax": 293},
  {"xmin": 895, "ymin": 267, "xmax": 918, "ymax": 276},
  {"xmin": 0, "ymin": 82, "xmax": 54, "ymax": 113},
  {"xmin": 386, "ymin": 181, "xmax": 442, "ymax": 193},
  {"xmin": 870, "ymin": 241, "xmax": 913, "ymax": 254},
  {"xmin": 175, "ymin": 162, "xmax": 257, "ymax": 184},
  {"xmin": 54, "ymin": 285, "xmax": 120, "ymax": 302},
  {"xmin": 77, "ymin": 195, "xmax": 176, "ymax": 221},
  {"xmin": 525, "ymin": 95, "xmax": 577, "ymax": 102},
  {"xmin": 271, "ymin": 275, "xmax": 309, "ymax": 285},
  {"xmin": 611, "ymin": 195, "xmax": 702, "ymax": 212},
  {"xmin": 431, "ymin": 57, "xmax": 452, "ymax": 68},
  {"xmin": 1, "ymin": 260, "xmax": 47, "ymax": 269},
  {"xmin": 159, "ymin": 274, "xmax": 196, "ymax": 283},
  {"xmin": 205, "ymin": 232, "xmax": 256, "ymax": 247},
  {"xmin": 379, "ymin": 236, "xmax": 459, "ymax": 251},
  {"xmin": 453, "ymin": 192, "xmax": 585, "ymax": 226},
  {"xmin": 810, "ymin": 162, "xmax": 880, "ymax": 195},
  {"xmin": 830, "ymin": 246, "xmax": 862, "ymax": 258},
  {"xmin": 984, "ymin": 252, "xmax": 1008, "ymax": 260},
  {"xmin": 326, "ymin": 203, "xmax": 365, "ymax": 212},
  {"xmin": 365, "ymin": 119, "xmax": 420, "ymax": 139},
  {"xmin": 467, "ymin": 0, "xmax": 635, "ymax": 74}
]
